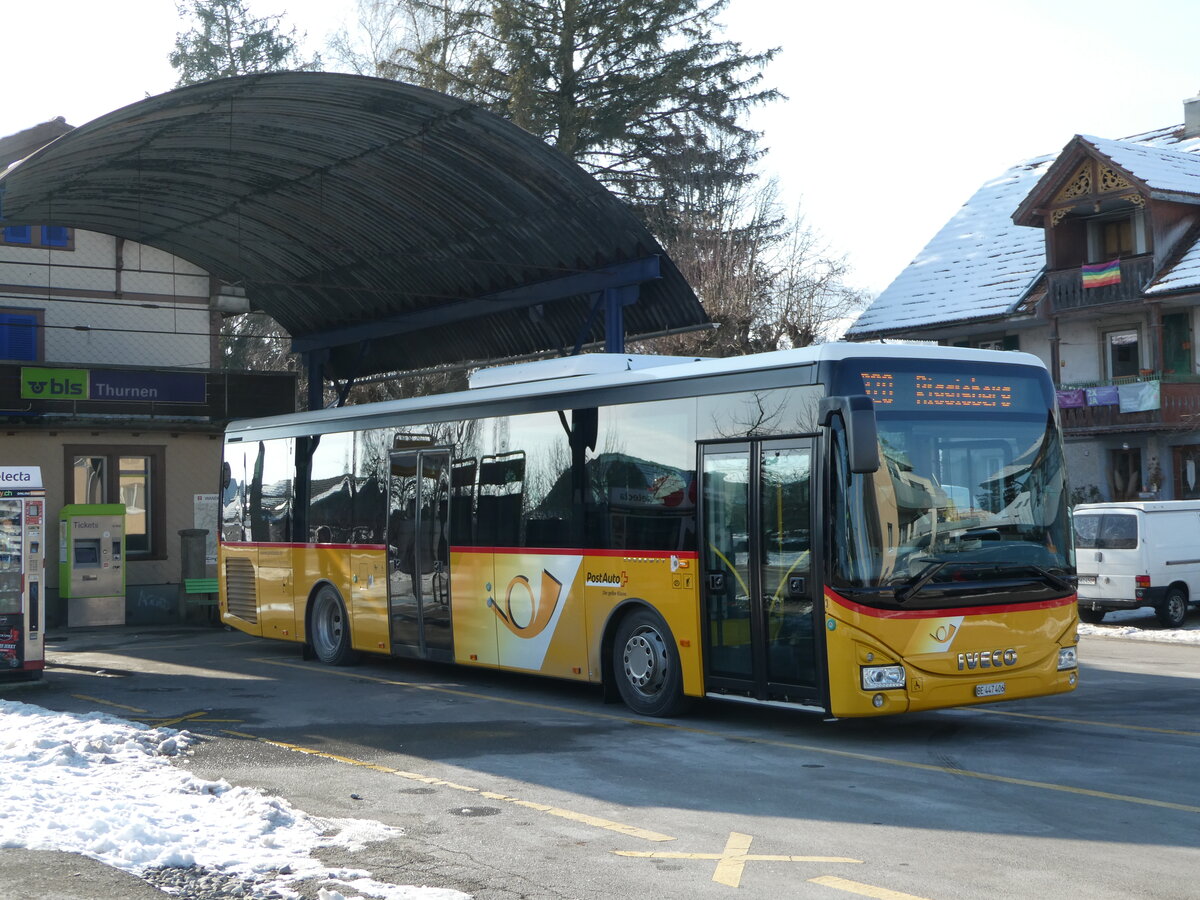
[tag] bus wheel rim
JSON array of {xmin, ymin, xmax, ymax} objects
[
  {"xmin": 623, "ymin": 625, "xmax": 667, "ymax": 696},
  {"xmin": 314, "ymin": 593, "xmax": 339, "ymax": 652}
]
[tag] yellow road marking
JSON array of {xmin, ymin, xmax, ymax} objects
[
  {"xmin": 221, "ymin": 729, "xmax": 673, "ymax": 842},
  {"xmin": 616, "ymin": 831, "xmax": 861, "ymax": 888},
  {"xmin": 809, "ymin": 875, "xmax": 933, "ymax": 899},
  {"xmin": 71, "ymin": 694, "xmax": 148, "ymax": 714},
  {"xmin": 966, "ymin": 706, "xmax": 1200, "ymax": 737},
  {"xmin": 147, "ymin": 711, "xmax": 211, "ymax": 728},
  {"xmin": 255, "ymin": 657, "xmax": 1200, "ymax": 816},
  {"xmin": 713, "ymin": 832, "xmax": 753, "ymax": 887}
]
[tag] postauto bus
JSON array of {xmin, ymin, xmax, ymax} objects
[{"xmin": 218, "ymin": 344, "xmax": 1079, "ymax": 718}]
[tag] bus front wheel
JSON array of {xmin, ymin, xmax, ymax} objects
[
  {"xmin": 612, "ymin": 607, "xmax": 689, "ymax": 717},
  {"xmin": 309, "ymin": 586, "xmax": 360, "ymax": 666}
]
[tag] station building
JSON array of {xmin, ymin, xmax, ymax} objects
[{"xmin": 1, "ymin": 119, "xmax": 295, "ymax": 626}]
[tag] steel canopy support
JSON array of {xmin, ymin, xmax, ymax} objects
[
  {"xmin": 290, "ymin": 256, "xmax": 661, "ymax": 356},
  {"xmin": 603, "ymin": 284, "xmax": 640, "ymax": 353},
  {"xmin": 306, "ymin": 349, "xmax": 328, "ymax": 411}
]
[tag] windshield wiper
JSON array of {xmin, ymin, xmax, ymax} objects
[
  {"xmin": 1029, "ymin": 565, "xmax": 1072, "ymax": 593},
  {"xmin": 895, "ymin": 559, "xmax": 949, "ymax": 603},
  {"xmin": 895, "ymin": 561, "xmax": 1071, "ymax": 605}
]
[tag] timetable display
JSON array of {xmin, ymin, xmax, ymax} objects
[
  {"xmin": 860, "ymin": 371, "xmax": 1014, "ymax": 408},
  {"xmin": 840, "ymin": 364, "xmax": 1051, "ymax": 413}
]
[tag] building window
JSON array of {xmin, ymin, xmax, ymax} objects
[
  {"xmin": 1175, "ymin": 445, "xmax": 1200, "ymax": 500},
  {"xmin": 953, "ymin": 336, "xmax": 1019, "ymax": 352},
  {"xmin": 41, "ymin": 226, "xmax": 70, "ymax": 247},
  {"xmin": 1110, "ymin": 447, "xmax": 1142, "ymax": 500},
  {"xmin": 0, "ymin": 307, "xmax": 43, "ymax": 361},
  {"xmin": 0, "ymin": 225, "xmax": 74, "ymax": 250},
  {"xmin": 1105, "ymin": 328, "xmax": 1141, "ymax": 378},
  {"xmin": 64, "ymin": 445, "xmax": 165, "ymax": 558},
  {"xmin": 1087, "ymin": 210, "xmax": 1145, "ymax": 262}
]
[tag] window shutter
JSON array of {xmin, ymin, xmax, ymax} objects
[{"xmin": 0, "ymin": 313, "xmax": 39, "ymax": 361}]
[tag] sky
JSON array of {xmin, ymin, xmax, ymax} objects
[
  {"xmin": 3, "ymin": 0, "xmax": 1200, "ymax": 297},
  {"xmin": 0, "ymin": 611, "xmax": 1195, "ymax": 897}
]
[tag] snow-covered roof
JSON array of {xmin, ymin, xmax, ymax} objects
[
  {"xmin": 848, "ymin": 156, "xmax": 1053, "ymax": 337},
  {"xmin": 1147, "ymin": 238, "xmax": 1200, "ymax": 294},
  {"xmin": 849, "ymin": 124, "xmax": 1200, "ymax": 338},
  {"xmin": 1084, "ymin": 134, "xmax": 1200, "ymax": 198}
]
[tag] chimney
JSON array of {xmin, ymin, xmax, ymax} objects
[{"xmin": 1185, "ymin": 93, "xmax": 1200, "ymax": 138}]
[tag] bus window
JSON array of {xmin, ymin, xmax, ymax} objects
[
  {"xmin": 309, "ymin": 431, "xmax": 355, "ymax": 543},
  {"xmin": 477, "ymin": 451, "xmax": 525, "ymax": 547},
  {"xmin": 229, "ymin": 438, "xmax": 293, "ymax": 544}
]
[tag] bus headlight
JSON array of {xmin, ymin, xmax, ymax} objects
[
  {"xmin": 1057, "ymin": 647, "xmax": 1077, "ymax": 670},
  {"xmin": 861, "ymin": 664, "xmax": 906, "ymax": 691}
]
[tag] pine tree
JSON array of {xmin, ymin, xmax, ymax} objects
[
  {"xmin": 170, "ymin": 0, "xmax": 320, "ymax": 87},
  {"xmin": 401, "ymin": 0, "xmax": 778, "ymax": 212}
]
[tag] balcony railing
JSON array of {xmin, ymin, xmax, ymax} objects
[
  {"xmin": 1047, "ymin": 255, "xmax": 1155, "ymax": 311},
  {"xmin": 1057, "ymin": 374, "xmax": 1200, "ymax": 432}
]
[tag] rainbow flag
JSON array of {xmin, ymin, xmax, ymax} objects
[{"xmin": 1082, "ymin": 258, "xmax": 1121, "ymax": 288}]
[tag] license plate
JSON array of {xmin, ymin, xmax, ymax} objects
[
  {"xmin": 975, "ymin": 682, "xmax": 1006, "ymax": 697},
  {"xmin": 1077, "ymin": 575, "xmax": 1097, "ymax": 585}
]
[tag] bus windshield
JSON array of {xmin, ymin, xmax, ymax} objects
[{"xmin": 830, "ymin": 365, "xmax": 1072, "ymax": 609}]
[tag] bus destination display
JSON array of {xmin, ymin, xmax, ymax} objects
[{"xmin": 859, "ymin": 371, "xmax": 1015, "ymax": 409}]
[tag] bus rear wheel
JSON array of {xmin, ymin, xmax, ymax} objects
[
  {"xmin": 612, "ymin": 607, "xmax": 689, "ymax": 718},
  {"xmin": 309, "ymin": 586, "xmax": 359, "ymax": 666}
]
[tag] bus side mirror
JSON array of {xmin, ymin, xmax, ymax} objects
[{"xmin": 819, "ymin": 395, "xmax": 880, "ymax": 474}]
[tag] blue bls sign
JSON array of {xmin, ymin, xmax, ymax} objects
[{"xmin": 90, "ymin": 370, "xmax": 207, "ymax": 404}]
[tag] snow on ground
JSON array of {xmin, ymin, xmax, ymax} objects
[
  {"xmin": 1076, "ymin": 607, "xmax": 1200, "ymax": 644},
  {"xmin": 0, "ymin": 700, "xmax": 468, "ymax": 900}
]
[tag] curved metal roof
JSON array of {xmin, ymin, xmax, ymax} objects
[{"xmin": 0, "ymin": 72, "xmax": 706, "ymax": 379}]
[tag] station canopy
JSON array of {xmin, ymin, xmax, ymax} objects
[{"xmin": 0, "ymin": 72, "xmax": 707, "ymax": 380}]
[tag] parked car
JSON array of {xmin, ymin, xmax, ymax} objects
[{"xmin": 1073, "ymin": 500, "xmax": 1200, "ymax": 627}]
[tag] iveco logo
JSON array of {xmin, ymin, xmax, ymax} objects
[{"xmin": 957, "ymin": 649, "xmax": 1018, "ymax": 671}]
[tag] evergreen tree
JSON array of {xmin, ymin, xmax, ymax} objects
[
  {"xmin": 400, "ymin": 0, "xmax": 779, "ymax": 212},
  {"xmin": 170, "ymin": 0, "xmax": 320, "ymax": 87}
]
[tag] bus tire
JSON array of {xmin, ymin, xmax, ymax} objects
[
  {"xmin": 612, "ymin": 607, "xmax": 689, "ymax": 718},
  {"xmin": 309, "ymin": 585, "xmax": 359, "ymax": 666},
  {"xmin": 1156, "ymin": 586, "xmax": 1188, "ymax": 628}
]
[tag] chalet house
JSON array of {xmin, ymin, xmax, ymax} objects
[
  {"xmin": 0, "ymin": 119, "xmax": 295, "ymax": 627},
  {"xmin": 847, "ymin": 94, "xmax": 1200, "ymax": 505}
]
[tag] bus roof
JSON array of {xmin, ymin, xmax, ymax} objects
[{"xmin": 226, "ymin": 343, "xmax": 1049, "ymax": 441}]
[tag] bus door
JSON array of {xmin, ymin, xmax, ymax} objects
[
  {"xmin": 387, "ymin": 449, "xmax": 453, "ymax": 661},
  {"xmin": 700, "ymin": 439, "xmax": 820, "ymax": 704}
]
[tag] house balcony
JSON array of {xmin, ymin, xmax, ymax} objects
[
  {"xmin": 1047, "ymin": 255, "xmax": 1155, "ymax": 312},
  {"xmin": 1058, "ymin": 374, "xmax": 1200, "ymax": 434}
]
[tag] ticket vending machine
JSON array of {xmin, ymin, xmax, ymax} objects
[
  {"xmin": 0, "ymin": 466, "xmax": 46, "ymax": 680},
  {"xmin": 59, "ymin": 503, "xmax": 126, "ymax": 627}
]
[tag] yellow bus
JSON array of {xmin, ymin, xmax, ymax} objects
[{"xmin": 219, "ymin": 344, "xmax": 1079, "ymax": 718}]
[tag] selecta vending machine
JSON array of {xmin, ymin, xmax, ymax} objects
[{"xmin": 0, "ymin": 466, "xmax": 46, "ymax": 680}]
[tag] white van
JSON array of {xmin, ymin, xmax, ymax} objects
[{"xmin": 1073, "ymin": 500, "xmax": 1200, "ymax": 627}]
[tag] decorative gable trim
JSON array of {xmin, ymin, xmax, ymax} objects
[
  {"xmin": 1100, "ymin": 167, "xmax": 1134, "ymax": 193},
  {"xmin": 1014, "ymin": 136, "xmax": 1154, "ymax": 228},
  {"xmin": 1054, "ymin": 163, "xmax": 1092, "ymax": 203}
]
